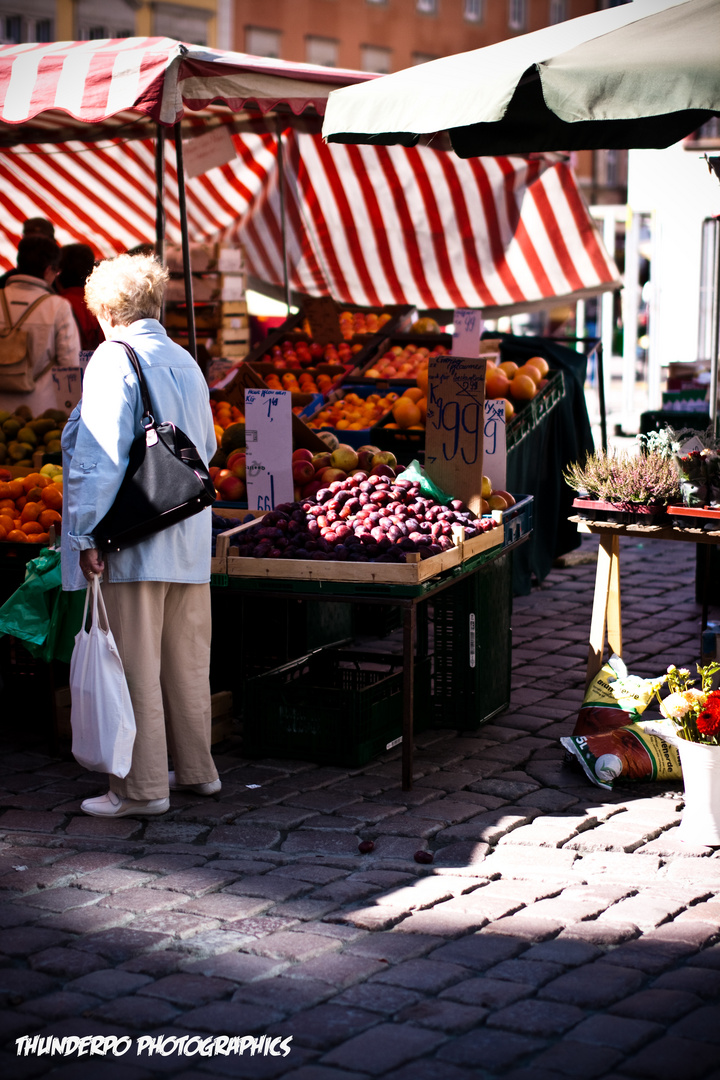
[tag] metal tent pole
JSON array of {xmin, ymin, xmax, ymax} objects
[
  {"xmin": 276, "ymin": 119, "xmax": 291, "ymax": 313},
  {"xmin": 154, "ymin": 125, "xmax": 166, "ymax": 266},
  {"xmin": 174, "ymin": 121, "xmax": 198, "ymax": 368}
]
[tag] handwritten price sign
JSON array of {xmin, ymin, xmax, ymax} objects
[
  {"xmin": 451, "ymin": 308, "xmax": 483, "ymax": 357},
  {"xmin": 425, "ymin": 355, "xmax": 488, "ymax": 515},
  {"xmin": 244, "ymin": 388, "xmax": 294, "ymax": 511},
  {"xmin": 483, "ymin": 398, "xmax": 507, "ymax": 492}
]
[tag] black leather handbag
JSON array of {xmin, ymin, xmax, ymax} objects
[{"xmin": 93, "ymin": 341, "xmax": 215, "ymax": 554}]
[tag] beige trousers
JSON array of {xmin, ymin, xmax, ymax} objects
[{"xmin": 101, "ymin": 580, "xmax": 218, "ymax": 801}]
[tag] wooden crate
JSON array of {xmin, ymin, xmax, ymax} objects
[
  {"xmin": 216, "ymin": 515, "xmax": 503, "ymax": 584},
  {"xmin": 54, "ymin": 687, "xmax": 235, "ymax": 746}
]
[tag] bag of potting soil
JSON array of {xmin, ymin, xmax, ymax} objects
[
  {"xmin": 561, "ymin": 723, "xmax": 682, "ymax": 791},
  {"xmin": 571, "ymin": 655, "xmax": 657, "ymax": 737},
  {"xmin": 562, "ymin": 655, "xmax": 681, "ymax": 789}
]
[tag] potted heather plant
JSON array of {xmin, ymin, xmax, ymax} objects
[{"xmin": 564, "ymin": 446, "xmax": 681, "ymax": 524}]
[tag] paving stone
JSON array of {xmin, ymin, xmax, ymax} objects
[
  {"xmin": 435, "ymin": 1027, "xmax": 546, "ymax": 1071},
  {"xmin": 556, "ymin": 920, "xmax": 641, "ymax": 947},
  {"xmin": 89, "ymin": 994, "xmax": 181, "ymax": 1029},
  {"xmin": 0, "ymin": 967, "xmax": 57, "ymax": 1004},
  {"xmin": 124, "ymin": 853, "xmax": 208, "ymax": 872},
  {"xmin": 180, "ymin": 952, "xmax": 287, "ymax": 982},
  {"xmin": 267, "ymin": 864, "xmax": 349, "ymax": 885},
  {"xmin": 130, "ymin": 911, "xmax": 220, "ymax": 939},
  {"xmin": 18, "ymin": 989, "xmax": 100, "ymax": 1020},
  {"xmin": 396, "ymin": 997, "xmax": 488, "ymax": 1034},
  {"xmin": 176, "ymin": 1000, "xmax": 284, "ymax": 1033},
  {"xmin": 431, "ymin": 841, "xmax": 491, "ymax": 868},
  {"xmin": 622, "ymin": 1035, "xmax": 720, "ymax": 1079},
  {"xmin": 487, "ymin": 997, "xmax": 586, "ymax": 1036},
  {"xmin": 0, "ymin": 810, "xmax": 67, "ymax": 833},
  {"xmin": 63, "ymin": 816, "xmax": 142, "ymax": 839},
  {"xmin": 482, "ymin": 911, "xmax": 565, "ymax": 941},
  {"xmin": 174, "ymin": 928, "xmax": 256, "ymax": 957},
  {"xmin": 539, "ymin": 961, "xmax": 646, "ymax": 1008},
  {"xmin": 22, "ymin": 886, "xmax": 105, "ymax": 912},
  {"xmin": 231, "ymin": 975, "xmax": 332, "ymax": 1014},
  {"xmin": 528, "ymin": 1040, "xmax": 623, "ymax": 1078},
  {"xmin": 429, "ymin": 934, "xmax": 527, "ymax": 972},
  {"xmin": 347, "ymin": 932, "xmax": 445, "ymax": 964},
  {"xmin": 270, "ymin": 1003, "xmax": 381, "ymax": 1050},
  {"xmin": 0, "ymin": 926, "xmax": 67, "ymax": 958},
  {"xmin": 146, "ymin": 867, "xmax": 238, "ymax": 896},
  {"xmin": 609, "ymin": 988, "xmax": 702, "ymax": 1023},
  {"xmin": 119, "ymin": 950, "xmax": 187, "ymax": 977},
  {"xmin": 281, "ymin": 831, "xmax": 362, "ymax": 856},
  {"xmin": 440, "ymin": 974, "xmax": 533, "ymax": 1010},
  {"xmin": 480, "ymin": 846, "xmax": 578, "ymax": 879},
  {"xmin": 97, "ymin": 887, "xmax": 188, "ymax": 913},
  {"xmin": 321, "ymin": 1022, "xmax": 444, "ymax": 1074},
  {"xmin": 668, "ymin": 1004, "xmax": 720, "ymax": 1044},
  {"xmin": 570, "ymin": 852, "xmax": 662, "ymax": 884},
  {"xmin": 283, "ymin": 952, "xmax": 387, "ymax": 988},
  {"xmin": 221, "ymin": 875, "xmax": 312, "ymax": 903},
  {"xmin": 244, "ymin": 930, "xmax": 343, "ymax": 962},
  {"xmin": 69, "ymin": 928, "xmax": 170, "ymax": 962},
  {"xmin": 392, "ymin": 906, "xmax": 488, "ymax": 937},
  {"xmin": 383, "ymin": 1061, "xmax": 479, "ymax": 1080},
  {"xmin": 28, "ymin": 946, "xmax": 107, "ymax": 978},
  {"xmin": 485, "ymin": 957, "xmax": 565, "ymax": 987},
  {"xmin": 652, "ymin": 965, "xmax": 720, "ymax": 999},
  {"xmin": 229, "ymin": 915, "xmax": 299, "ymax": 938},
  {"xmin": 570, "ymin": 1013, "xmax": 664, "ymax": 1052},
  {"xmin": 372, "ymin": 956, "xmax": 471, "ymax": 993},
  {"xmin": 0, "ymin": 865, "xmax": 78, "ymax": 893},
  {"xmin": 205, "ymin": 824, "xmax": 282, "ymax": 849},
  {"xmin": 66, "ymin": 968, "xmax": 153, "ymax": 999},
  {"xmin": 175, "ymin": 894, "xmax": 272, "ymax": 922},
  {"xmin": 521, "ymin": 939, "xmax": 603, "ymax": 967},
  {"xmin": 73, "ymin": 868, "xmax": 156, "ymax": 892},
  {"xmin": 136, "ymin": 972, "xmax": 236, "ymax": 1007},
  {"xmin": 439, "ymin": 809, "xmax": 541, "ymax": 847}
]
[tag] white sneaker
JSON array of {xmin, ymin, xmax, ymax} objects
[
  {"xmin": 80, "ymin": 791, "xmax": 170, "ymax": 818},
  {"xmin": 168, "ymin": 771, "xmax": 221, "ymax": 795}
]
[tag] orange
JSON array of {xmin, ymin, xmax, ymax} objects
[
  {"xmin": 6, "ymin": 530, "xmax": 27, "ymax": 542},
  {"xmin": 402, "ymin": 387, "xmax": 424, "ymax": 403},
  {"xmin": 38, "ymin": 508, "xmax": 62, "ymax": 531},
  {"xmin": 0, "ymin": 525, "xmax": 6, "ymax": 541},
  {"xmin": 0, "ymin": 482, "xmax": 10, "ymax": 499},
  {"xmin": 392, "ymin": 398, "xmax": 422, "ymax": 429},
  {"xmin": 25, "ymin": 486, "xmax": 44, "ymax": 503},
  {"xmin": 509, "ymin": 373, "xmax": 537, "ymax": 401},
  {"xmin": 519, "ymin": 362, "xmax": 543, "ymax": 384},
  {"xmin": 20, "ymin": 501, "xmax": 43, "ymax": 524},
  {"xmin": 416, "ymin": 367, "xmax": 428, "ymax": 395},
  {"xmin": 21, "ymin": 521, "xmax": 43, "ymax": 536},
  {"xmin": 0, "ymin": 499, "xmax": 15, "ymax": 514},
  {"xmin": 7, "ymin": 480, "xmax": 24, "ymax": 500},
  {"xmin": 499, "ymin": 397, "xmax": 515, "ymax": 420},
  {"xmin": 35, "ymin": 532, "xmax": 49, "ymax": 545},
  {"xmin": 0, "ymin": 515, "xmax": 14, "ymax": 534},
  {"xmin": 22, "ymin": 473, "xmax": 47, "ymax": 493},
  {"xmin": 486, "ymin": 369, "xmax": 511, "ymax": 399},
  {"xmin": 15, "ymin": 495, "xmax": 26, "ymax": 512},
  {"xmin": 498, "ymin": 361, "xmax": 519, "ymax": 379},
  {"xmin": 527, "ymin": 355, "xmax": 550, "ymax": 376},
  {"xmin": 40, "ymin": 485, "xmax": 63, "ymax": 511}
]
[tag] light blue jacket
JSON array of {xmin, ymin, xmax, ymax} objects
[{"xmin": 62, "ymin": 320, "xmax": 217, "ymax": 589}]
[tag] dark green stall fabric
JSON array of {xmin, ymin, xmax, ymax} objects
[{"xmin": 489, "ymin": 334, "xmax": 595, "ymax": 596}]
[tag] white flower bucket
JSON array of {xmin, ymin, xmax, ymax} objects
[{"xmin": 677, "ymin": 739, "xmax": 720, "ymax": 846}]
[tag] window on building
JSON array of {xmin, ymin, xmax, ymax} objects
[
  {"xmin": 464, "ymin": 0, "xmax": 483, "ymax": 22},
  {"xmin": 361, "ymin": 45, "xmax": 392, "ymax": 73},
  {"xmin": 3, "ymin": 16, "xmax": 22, "ymax": 43},
  {"xmin": 246, "ymin": 26, "xmax": 282, "ymax": 59},
  {"xmin": 412, "ymin": 52, "xmax": 438, "ymax": 65},
  {"xmin": 417, "ymin": 0, "xmax": 438, "ymax": 14},
  {"xmin": 34, "ymin": 19, "xmax": 52, "ymax": 42},
  {"xmin": 88, "ymin": 26, "xmax": 106, "ymax": 39},
  {"xmin": 306, "ymin": 36, "xmax": 338, "ymax": 67},
  {"xmin": 508, "ymin": 0, "xmax": 527, "ymax": 30},
  {"xmin": 367, "ymin": 0, "xmax": 387, "ymax": 4},
  {"xmin": 549, "ymin": 0, "xmax": 566, "ymax": 23},
  {"xmin": 153, "ymin": 3, "xmax": 209, "ymax": 46}
]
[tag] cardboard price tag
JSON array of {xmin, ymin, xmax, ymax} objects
[
  {"xmin": 425, "ymin": 355, "xmax": 487, "ymax": 515},
  {"xmin": 452, "ymin": 308, "xmax": 483, "ymax": 357},
  {"xmin": 244, "ymin": 388, "xmax": 294, "ymax": 511},
  {"xmin": 483, "ymin": 399, "xmax": 507, "ymax": 492},
  {"xmin": 182, "ymin": 126, "xmax": 236, "ymax": 180}
]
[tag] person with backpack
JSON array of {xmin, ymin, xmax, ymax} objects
[{"xmin": 0, "ymin": 236, "xmax": 81, "ymax": 415}]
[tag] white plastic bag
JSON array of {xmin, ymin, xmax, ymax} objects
[{"xmin": 69, "ymin": 576, "xmax": 136, "ymax": 777}]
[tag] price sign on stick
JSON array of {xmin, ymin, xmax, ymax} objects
[
  {"xmin": 483, "ymin": 399, "xmax": 507, "ymax": 492},
  {"xmin": 425, "ymin": 354, "xmax": 487, "ymax": 515},
  {"xmin": 452, "ymin": 308, "xmax": 483, "ymax": 357},
  {"xmin": 244, "ymin": 388, "xmax": 294, "ymax": 511}
]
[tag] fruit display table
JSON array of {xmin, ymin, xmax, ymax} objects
[
  {"xmin": 219, "ymin": 525, "xmax": 531, "ymax": 790},
  {"xmin": 573, "ymin": 518, "xmax": 720, "ymax": 690}
]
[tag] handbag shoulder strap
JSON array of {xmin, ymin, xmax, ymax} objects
[
  {"xmin": 0, "ymin": 288, "xmax": 51, "ymax": 334},
  {"xmin": 112, "ymin": 339, "xmax": 155, "ymax": 424}
]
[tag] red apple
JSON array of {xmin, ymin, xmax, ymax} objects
[
  {"xmin": 311, "ymin": 452, "xmax": 332, "ymax": 472},
  {"xmin": 292, "ymin": 447, "xmax": 314, "ymax": 463},
  {"xmin": 316, "ymin": 468, "xmax": 347, "ymax": 484},
  {"xmin": 370, "ymin": 464, "xmax": 396, "ymax": 479},
  {"xmin": 292, "ymin": 460, "xmax": 315, "ymax": 484},
  {"xmin": 302, "ymin": 479, "xmax": 324, "ymax": 497},
  {"xmin": 217, "ymin": 474, "xmax": 246, "ymax": 501},
  {"xmin": 209, "ymin": 466, "xmax": 221, "ymax": 483}
]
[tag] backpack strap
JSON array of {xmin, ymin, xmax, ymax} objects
[{"xmin": 0, "ymin": 288, "xmax": 52, "ymax": 335}]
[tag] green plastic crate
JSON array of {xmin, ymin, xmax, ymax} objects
[
  {"xmin": 431, "ymin": 551, "xmax": 513, "ymax": 729},
  {"xmin": 244, "ymin": 649, "xmax": 431, "ymax": 767}
]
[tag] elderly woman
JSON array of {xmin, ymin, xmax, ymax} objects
[{"xmin": 62, "ymin": 254, "xmax": 220, "ymax": 817}]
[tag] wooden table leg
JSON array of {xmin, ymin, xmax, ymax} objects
[
  {"xmin": 402, "ymin": 604, "xmax": 416, "ymax": 791},
  {"xmin": 586, "ymin": 532, "xmax": 622, "ymax": 689}
]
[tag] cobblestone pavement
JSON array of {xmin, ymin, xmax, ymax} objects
[{"xmin": 2, "ymin": 535, "xmax": 719, "ymax": 1080}]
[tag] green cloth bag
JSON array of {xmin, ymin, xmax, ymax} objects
[{"xmin": 0, "ymin": 547, "xmax": 85, "ymax": 664}]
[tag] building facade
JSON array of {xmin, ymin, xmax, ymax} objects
[{"xmin": 0, "ymin": 0, "xmax": 221, "ymax": 47}]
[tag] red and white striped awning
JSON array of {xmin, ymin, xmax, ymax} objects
[
  {"xmin": 0, "ymin": 38, "xmax": 373, "ymax": 145},
  {"xmin": 0, "ymin": 126, "xmax": 619, "ymax": 316}
]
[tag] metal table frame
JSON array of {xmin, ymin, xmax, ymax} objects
[{"xmin": 226, "ymin": 535, "xmax": 528, "ymax": 789}]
